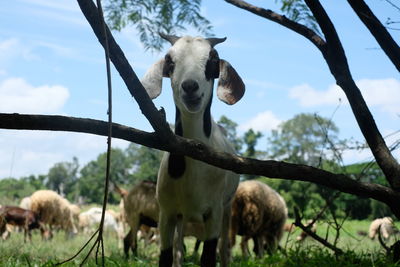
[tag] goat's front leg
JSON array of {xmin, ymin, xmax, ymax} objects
[
  {"xmin": 219, "ymin": 204, "xmax": 232, "ymax": 267},
  {"xmin": 159, "ymin": 212, "xmax": 177, "ymax": 267},
  {"xmin": 173, "ymin": 216, "xmax": 184, "ymax": 267},
  {"xmin": 201, "ymin": 205, "xmax": 222, "ymax": 267}
]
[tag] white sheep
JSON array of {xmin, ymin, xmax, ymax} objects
[
  {"xmin": 19, "ymin": 196, "xmax": 32, "ymax": 210},
  {"xmin": 115, "ymin": 181, "xmax": 159, "ymax": 257},
  {"xmin": 369, "ymin": 217, "xmax": 399, "ymax": 240},
  {"xmin": 30, "ymin": 190, "xmax": 77, "ymax": 239},
  {"xmin": 78, "ymin": 207, "xmax": 122, "ymax": 242},
  {"xmin": 141, "ymin": 33, "xmax": 245, "ymax": 267},
  {"xmin": 229, "ymin": 180, "xmax": 287, "ymax": 257}
]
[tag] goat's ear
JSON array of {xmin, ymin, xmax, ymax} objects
[
  {"xmin": 216, "ymin": 59, "xmax": 245, "ymax": 105},
  {"xmin": 141, "ymin": 59, "xmax": 165, "ymax": 99}
]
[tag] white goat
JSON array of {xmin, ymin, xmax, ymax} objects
[{"xmin": 141, "ymin": 34, "xmax": 245, "ymax": 267}]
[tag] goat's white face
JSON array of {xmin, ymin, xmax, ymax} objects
[
  {"xmin": 141, "ymin": 34, "xmax": 245, "ymax": 116},
  {"xmin": 166, "ymin": 36, "xmax": 215, "ymax": 113}
]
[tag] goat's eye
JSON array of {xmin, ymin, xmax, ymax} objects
[
  {"xmin": 163, "ymin": 54, "xmax": 175, "ymax": 77},
  {"xmin": 205, "ymin": 49, "xmax": 220, "ymax": 80}
]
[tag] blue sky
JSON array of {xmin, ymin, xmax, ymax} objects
[{"xmin": 0, "ymin": 0, "xmax": 399, "ymax": 178}]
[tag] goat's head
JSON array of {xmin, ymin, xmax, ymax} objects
[{"xmin": 141, "ymin": 34, "xmax": 245, "ymax": 114}]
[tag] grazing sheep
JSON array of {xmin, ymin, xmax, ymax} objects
[
  {"xmin": 69, "ymin": 204, "xmax": 81, "ymax": 229},
  {"xmin": 229, "ymin": 180, "xmax": 287, "ymax": 258},
  {"xmin": 78, "ymin": 207, "xmax": 122, "ymax": 241},
  {"xmin": 0, "ymin": 206, "xmax": 44, "ymax": 242},
  {"xmin": 30, "ymin": 190, "xmax": 77, "ymax": 239},
  {"xmin": 369, "ymin": 217, "xmax": 399, "ymax": 240},
  {"xmin": 296, "ymin": 219, "xmax": 318, "ymax": 242},
  {"xmin": 115, "ymin": 181, "xmax": 159, "ymax": 257},
  {"xmin": 141, "ymin": 33, "xmax": 244, "ymax": 267}
]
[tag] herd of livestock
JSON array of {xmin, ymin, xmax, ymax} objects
[{"xmin": 0, "ymin": 180, "xmax": 398, "ymax": 260}]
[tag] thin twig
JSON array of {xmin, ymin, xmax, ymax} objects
[
  {"xmin": 294, "ymin": 207, "xmax": 344, "ymax": 255},
  {"xmin": 93, "ymin": 0, "xmax": 114, "ymax": 265},
  {"xmin": 377, "ymin": 225, "xmax": 391, "ymax": 253},
  {"xmin": 55, "ymin": 0, "xmax": 114, "ymax": 265},
  {"xmin": 54, "ymin": 228, "xmax": 99, "ymax": 266}
]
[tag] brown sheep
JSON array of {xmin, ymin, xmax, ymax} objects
[{"xmin": 230, "ymin": 180, "xmax": 287, "ymax": 257}]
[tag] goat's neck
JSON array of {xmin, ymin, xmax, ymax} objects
[{"xmin": 175, "ymin": 100, "xmax": 212, "ymax": 142}]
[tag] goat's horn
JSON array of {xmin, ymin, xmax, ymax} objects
[
  {"xmin": 159, "ymin": 32, "xmax": 180, "ymax": 45},
  {"xmin": 206, "ymin": 37, "xmax": 227, "ymax": 47}
]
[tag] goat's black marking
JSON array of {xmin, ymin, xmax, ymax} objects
[
  {"xmin": 159, "ymin": 247, "xmax": 173, "ymax": 267},
  {"xmin": 168, "ymin": 106, "xmax": 185, "ymax": 178},
  {"xmin": 139, "ymin": 214, "xmax": 158, "ymax": 228},
  {"xmin": 163, "ymin": 54, "xmax": 175, "ymax": 77},
  {"xmin": 201, "ymin": 238, "xmax": 218, "ymax": 267},
  {"xmin": 203, "ymin": 91, "xmax": 213, "ymax": 138},
  {"xmin": 174, "ymin": 106, "xmax": 183, "ymax": 136},
  {"xmin": 202, "ymin": 208, "xmax": 212, "ymax": 222},
  {"xmin": 205, "ymin": 49, "xmax": 220, "ymax": 81}
]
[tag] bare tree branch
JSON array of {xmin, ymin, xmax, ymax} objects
[
  {"xmin": 304, "ymin": 0, "xmax": 400, "ymax": 191},
  {"xmin": 224, "ymin": 0, "xmax": 400, "ymax": 191},
  {"xmin": 76, "ymin": 0, "xmax": 173, "ymax": 142},
  {"xmin": 347, "ymin": 0, "xmax": 400, "ymax": 72},
  {"xmin": 224, "ymin": 0, "xmax": 326, "ymax": 48},
  {"xmin": 1, "ymin": 113, "xmax": 400, "ymax": 218},
  {"xmin": 294, "ymin": 208, "xmax": 343, "ymax": 255}
]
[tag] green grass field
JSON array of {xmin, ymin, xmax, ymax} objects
[{"xmin": 1, "ymin": 220, "xmax": 399, "ymax": 266}]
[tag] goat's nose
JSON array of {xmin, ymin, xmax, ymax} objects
[{"xmin": 181, "ymin": 79, "xmax": 199, "ymax": 94}]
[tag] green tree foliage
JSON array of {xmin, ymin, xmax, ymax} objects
[
  {"xmin": 0, "ymin": 175, "xmax": 45, "ymax": 205},
  {"xmin": 242, "ymin": 129, "xmax": 263, "ymax": 180},
  {"xmin": 268, "ymin": 113, "xmax": 339, "ymax": 167},
  {"xmin": 79, "ymin": 148, "xmax": 132, "ymax": 204},
  {"xmin": 105, "ymin": 0, "xmax": 212, "ymax": 50},
  {"xmin": 242, "ymin": 129, "xmax": 263, "ymax": 158},
  {"xmin": 277, "ymin": 0, "xmax": 320, "ymax": 33},
  {"xmin": 344, "ymin": 162, "xmax": 392, "ymax": 219},
  {"xmin": 265, "ymin": 113, "xmax": 343, "ymax": 217},
  {"xmin": 217, "ymin": 115, "xmax": 243, "ymax": 154},
  {"xmin": 125, "ymin": 143, "xmax": 163, "ymax": 182},
  {"xmin": 46, "ymin": 157, "xmax": 79, "ymax": 198}
]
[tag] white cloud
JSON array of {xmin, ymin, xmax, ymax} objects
[
  {"xmin": 0, "ymin": 38, "xmax": 39, "ymax": 63},
  {"xmin": 35, "ymin": 41, "xmax": 78, "ymax": 58},
  {"xmin": 289, "ymin": 83, "xmax": 345, "ymax": 107},
  {"xmin": 245, "ymin": 79, "xmax": 278, "ymax": 90},
  {"xmin": 289, "ymin": 78, "xmax": 400, "ymax": 115},
  {"xmin": 0, "ymin": 130, "xmax": 131, "ymax": 178},
  {"xmin": 0, "ymin": 78, "xmax": 69, "ymax": 114},
  {"xmin": 357, "ymin": 78, "xmax": 400, "ymax": 115},
  {"xmin": 341, "ymin": 148, "xmax": 374, "ymax": 165},
  {"xmin": 239, "ymin": 110, "xmax": 281, "ymax": 133}
]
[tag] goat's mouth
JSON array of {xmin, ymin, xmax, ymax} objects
[{"xmin": 183, "ymin": 94, "xmax": 203, "ymax": 109}]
